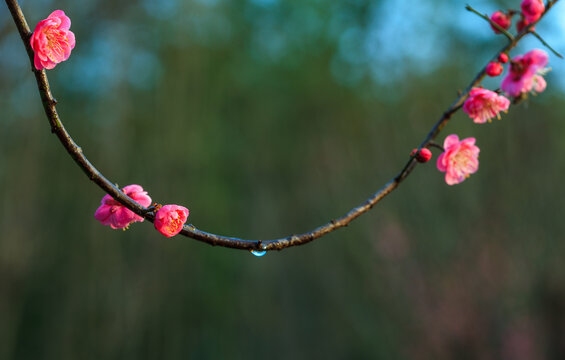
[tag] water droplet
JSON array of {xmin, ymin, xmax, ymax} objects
[{"xmin": 250, "ymin": 250, "xmax": 267, "ymax": 257}]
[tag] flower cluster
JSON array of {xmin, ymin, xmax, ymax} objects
[
  {"xmin": 28, "ymin": 12, "xmax": 193, "ymax": 237},
  {"xmin": 501, "ymin": 49, "xmax": 549, "ymax": 97},
  {"xmin": 433, "ymin": 0, "xmax": 552, "ymax": 185},
  {"xmin": 489, "ymin": 0, "xmax": 545, "ymax": 34},
  {"xmin": 94, "ymin": 185, "xmax": 189, "ymax": 238},
  {"xmin": 450, "ymin": 47, "xmax": 549, "ymax": 184}
]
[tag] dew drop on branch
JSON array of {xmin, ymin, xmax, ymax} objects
[{"xmin": 250, "ymin": 250, "xmax": 267, "ymax": 257}]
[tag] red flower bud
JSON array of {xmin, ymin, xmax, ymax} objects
[
  {"xmin": 498, "ymin": 53, "xmax": 509, "ymax": 63},
  {"xmin": 490, "ymin": 11, "xmax": 511, "ymax": 33},
  {"xmin": 521, "ymin": 0, "xmax": 545, "ymax": 23},
  {"xmin": 411, "ymin": 148, "xmax": 432, "ymax": 163},
  {"xmin": 486, "ymin": 62, "xmax": 503, "ymax": 77},
  {"xmin": 516, "ymin": 17, "xmax": 534, "ymax": 32}
]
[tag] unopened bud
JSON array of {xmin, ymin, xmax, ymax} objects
[
  {"xmin": 516, "ymin": 17, "xmax": 533, "ymax": 32},
  {"xmin": 490, "ymin": 11, "xmax": 512, "ymax": 33},
  {"xmin": 411, "ymin": 148, "xmax": 432, "ymax": 163},
  {"xmin": 486, "ymin": 62, "xmax": 503, "ymax": 77}
]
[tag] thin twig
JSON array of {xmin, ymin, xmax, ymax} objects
[
  {"xmin": 531, "ymin": 31, "xmax": 563, "ymax": 58},
  {"xmin": 427, "ymin": 142, "xmax": 445, "ymax": 152},
  {"xmin": 3, "ymin": 0, "xmax": 561, "ymax": 251}
]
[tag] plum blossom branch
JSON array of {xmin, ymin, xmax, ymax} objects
[{"xmin": 3, "ymin": 0, "xmax": 561, "ymax": 252}]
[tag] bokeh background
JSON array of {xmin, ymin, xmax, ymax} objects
[{"xmin": 1, "ymin": 0, "xmax": 565, "ymax": 359}]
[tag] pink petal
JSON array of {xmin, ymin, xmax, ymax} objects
[
  {"xmin": 533, "ymin": 75, "xmax": 546, "ymax": 93},
  {"xmin": 42, "ymin": 60, "xmax": 57, "ymax": 70},
  {"xmin": 123, "ymin": 184, "xmax": 144, "ymax": 194},
  {"xmin": 445, "ymin": 172, "xmax": 461, "ymax": 186},
  {"xmin": 526, "ymin": 49, "xmax": 548, "ymax": 69},
  {"xmin": 49, "ymin": 10, "xmax": 71, "ymax": 30},
  {"xmin": 443, "ymin": 134, "xmax": 460, "ymax": 150},
  {"xmin": 460, "ymin": 137, "xmax": 476, "ymax": 147},
  {"xmin": 33, "ymin": 53, "xmax": 44, "ymax": 70},
  {"xmin": 94, "ymin": 205, "xmax": 113, "ymax": 225},
  {"xmin": 111, "ymin": 207, "xmax": 137, "ymax": 229},
  {"xmin": 501, "ymin": 76, "xmax": 523, "ymax": 97},
  {"xmin": 436, "ymin": 153, "xmax": 447, "ymax": 172},
  {"xmin": 66, "ymin": 31, "xmax": 76, "ymax": 50},
  {"xmin": 100, "ymin": 194, "xmax": 115, "ymax": 205}
]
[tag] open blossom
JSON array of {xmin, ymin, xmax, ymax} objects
[
  {"xmin": 94, "ymin": 185, "xmax": 152, "ymax": 229},
  {"xmin": 501, "ymin": 49, "xmax": 549, "ymax": 97},
  {"xmin": 521, "ymin": 0, "xmax": 545, "ymax": 23},
  {"xmin": 490, "ymin": 11, "xmax": 512, "ymax": 33},
  {"xmin": 30, "ymin": 10, "xmax": 75, "ymax": 70},
  {"xmin": 436, "ymin": 135, "xmax": 480, "ymax": 185},
  {"xmin": 463, "ymin": 88, "xmax": 510, "ymax": 124},
  {"xmin": 154, "ymin": 205, "xmax": 189, "ymax": 237}
]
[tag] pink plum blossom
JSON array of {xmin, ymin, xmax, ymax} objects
[
  {"xmin": 490, "ymin": 11, "xmax": 512, "ymax": 33},
  {"xmin": 94, "ymin": 185, "xmax": 152, "ymax": 229},
  {"xmin": 154, "ymin": 205, "xmax": 189, "ymax": 237},
  {"xmin": 521, "ymin": 0, "xmax": 545, "ymax": 23},
  {"xmin": 436, "ymin": 135, "xmax": 480, "ymax": 185},
  {"xmin": 501, "ymin": 49, "xmax": 549, "ymax": 97},
  {"xmin": 30, "ymin": 10, "xmax": 75, "ymax": 70},
  {"xmin": 463, "ymin": 88, "xmax": 510, "ymax": 124}
]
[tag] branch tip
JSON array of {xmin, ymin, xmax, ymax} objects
[{"xmin": 531, "ymin": 31, "xmax": 564, "ymax": 58}]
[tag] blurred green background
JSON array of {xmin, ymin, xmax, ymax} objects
[{"xmin": 1, "ymin": 0, "xmax": 565, "ymax": 359}]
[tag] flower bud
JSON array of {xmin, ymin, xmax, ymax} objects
[
  {"xmin": 490, "ymin": 11, "xmax": 511, "ymax": 33},
  {"xmin": 486, "ymin": 62, "xmax": 503, "ymax": 77},
  {"xmin": 521, "ymin": 0, "xmax": 545, "ymax": 23},
  {"xmin": 498, "ymin": 53, "xmax": 509, "ymax": 64},
  {"xmin": 516, "ymin": 17, "xmax": 533, "ymax": 32},
  {"xmin": 411, "ymin": 148, "xmax": 432, "ymax": 163}
]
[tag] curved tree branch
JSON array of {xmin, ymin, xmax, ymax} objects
[{"xmin": 4, "ymin": 0, "xmax": 560, "ymax": 251}]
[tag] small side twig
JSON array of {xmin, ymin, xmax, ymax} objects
[
  {"xmin": 531, "ymin": 31, "xmax": 563, "ymax": 58},
  {"xmin": 427, "ymin": 142, "xmax": 445, "ymax": 152}
]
